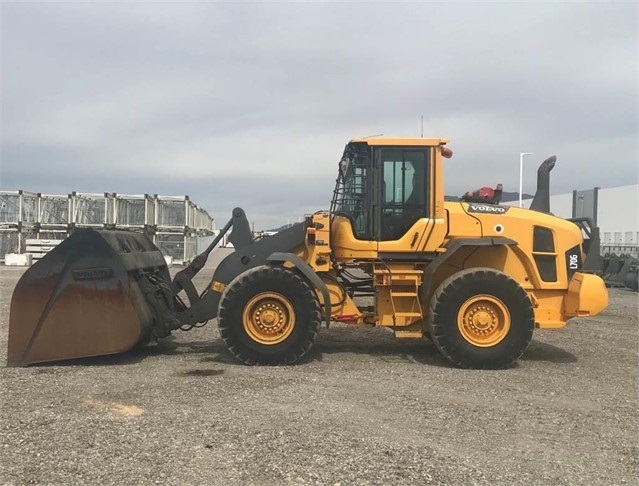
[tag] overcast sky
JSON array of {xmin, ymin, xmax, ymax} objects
[{"xmin": 1, "ymin": 2, "xmax": 637, "ymax": 230}]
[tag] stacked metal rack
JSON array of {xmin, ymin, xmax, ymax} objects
[{"xmin": 0, "ymin": 190, "xmax": 216, "ymax": 264}]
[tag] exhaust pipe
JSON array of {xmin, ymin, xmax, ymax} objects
[{"xmin": 529, "ymin": 155, "xmax": 556, "ymax": 214}]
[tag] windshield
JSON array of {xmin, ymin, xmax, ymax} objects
[{"xmin": 330, "ymin": 142, "xmax": 373, "ymax": 239}]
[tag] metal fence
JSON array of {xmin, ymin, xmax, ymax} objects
[
  {"xmin": 39, "ymin": 194, "xmax": 71, "ymax": 229},
  {"xmin": 0, "ymin": 190, "xmax": 216, "ymax": 264},
  {"xmin": 155, "ymin": 233, "xmax": 199, "ymax": 264}
]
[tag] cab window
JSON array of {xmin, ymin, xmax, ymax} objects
[{"xmin": 379, "ymin": 148, "xmax": 429, "ymax": 240}]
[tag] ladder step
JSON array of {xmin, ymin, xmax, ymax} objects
[
  {"xmin": 390, "ymin": 291, "xmax": 418, "ymax": 297},
  {"xmin": 374, "ymin": 269, "xmax": 423, "ymax": 275},
  {"xmin": 390, "ymin": 277, "xmax": 420, "ymax": 284},
  {"xmin": 394, "ymin": 330, "xmax": 423, "ymax": 338},
  {"xmin": 394, "ymin": 312, "xmax": 422, "ymax": 318}
]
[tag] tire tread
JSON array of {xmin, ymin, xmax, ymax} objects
[
  {"xmin": 218, "ymin": 266, "xmax": 320, "ymax": 365},
  {"xmin": 429, "ymin": 268, "xmax": 534, "ymax": 369}
]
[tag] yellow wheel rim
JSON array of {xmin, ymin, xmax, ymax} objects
[
  {"xmin": 457, "ymin": 294, "xmax": 511, "ymax": 347},
  {"xmin": 242, "ymin": 292, "xmax": 295, "ymax": 345}
]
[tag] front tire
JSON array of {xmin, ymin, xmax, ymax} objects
[
  {"xmin": 429, "ymin": 268, "xmax": 534, "ymax": 369},
  {"xmin": 218, "ymin": 265, "xmax": 321, "ymax": 365}
]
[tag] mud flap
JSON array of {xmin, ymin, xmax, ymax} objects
[{"xmin": 8, "ymin": 229, "xmax": 175, "ymax": 366}]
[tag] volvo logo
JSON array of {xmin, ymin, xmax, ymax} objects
[
  {"xmin": 72, "ymin": 267, "xmax": 114, "ymax": 281},
  {"xmin": 467, "ymin": 204, "xmax": 509, "ymax": 214}
]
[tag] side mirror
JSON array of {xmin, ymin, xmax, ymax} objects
[{"xmin": 339, "ymin": 156, "xmax": 352, "ymax": 180}]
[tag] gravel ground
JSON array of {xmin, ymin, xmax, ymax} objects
[{"xmin": 0, "ymin": 253, "xmax": 637, "ymax": 486}]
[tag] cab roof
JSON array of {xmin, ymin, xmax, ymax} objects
[{"xmin": 349, "ymin": 137, "xmax": 449, "ymax": 146}]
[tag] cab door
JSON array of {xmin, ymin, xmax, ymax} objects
[
  {"xmin": 375, "ymin": 146, "xmax": 445, "ymax": 254},
  {"xmin": 377, "ymin": 147, "xmax": 429, "ymax": 241}
]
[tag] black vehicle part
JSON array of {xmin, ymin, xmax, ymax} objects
[
  {"xmin": 428, "ymin": 268, "xmax": 535, "ymax": 369},
  {"xmin": 419, "ymin": 237, "xmax": 518, "ymax": 306},
  {"xmin": 267, "ymin": 252, "xmax": 332, "ymax": 328},
  {"xmin": 567, "ymin": 217, "xmax": 602, "ymax": 273},
  {"xmin": 176, "ymin": 220, "xmax": 307, "ymax": 327},
  {"xmin": 8, "ymin": 229, "xmax": 175, "ymax": 366},
  {"xmin": 529, "ymin": 156, "xmax": 556, "ymax": 214},
  {"xmin": 171, "ymin": 212, "xmax": 238, "ymax": 308},
  {"xmin": 217, "ymin": 265, "xmax": 321, "ymax": 365}
]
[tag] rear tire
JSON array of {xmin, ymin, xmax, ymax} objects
[
  {"xmin": 428, "ymin": 268, "xmax": 534, "ymax": 369},
  {"xmin": 218, "ymin": 265, "xmax": 321, "ymax": 365}
]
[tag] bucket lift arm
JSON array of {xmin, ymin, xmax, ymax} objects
[{"xmin": 172, "ymin": 208, "xmax": 252, "ymax": 307}]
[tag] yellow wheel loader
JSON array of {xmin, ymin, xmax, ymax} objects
[{"xmin": 7, "ymin": 137, "xmax": 609, "ymax": 368}]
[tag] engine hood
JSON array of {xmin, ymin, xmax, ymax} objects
[{"xmin": 445, "ymin": 201, "xmax": 583, "ymax": 246}]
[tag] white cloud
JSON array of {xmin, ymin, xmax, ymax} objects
[{"xmin": 1, "ymin": 1, "xmax": 637, "ymax": 230}]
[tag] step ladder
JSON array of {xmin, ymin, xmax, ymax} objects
[{"xmin": 374, "ymin": 266, "xmax": 424, "ymax": 337}]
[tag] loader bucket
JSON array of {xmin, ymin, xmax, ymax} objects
[{"xmin": 8, "ymin": 229, "xmax": 173, "ymax": 366}]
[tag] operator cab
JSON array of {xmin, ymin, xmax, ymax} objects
[{"xmin": 331, "ymin": 138, "xmax": 448, "ymax": 242}]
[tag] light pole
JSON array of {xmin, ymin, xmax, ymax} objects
[{"xmin": 519, "ymin": 152, "xmax": 534, "ymax": 207}]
